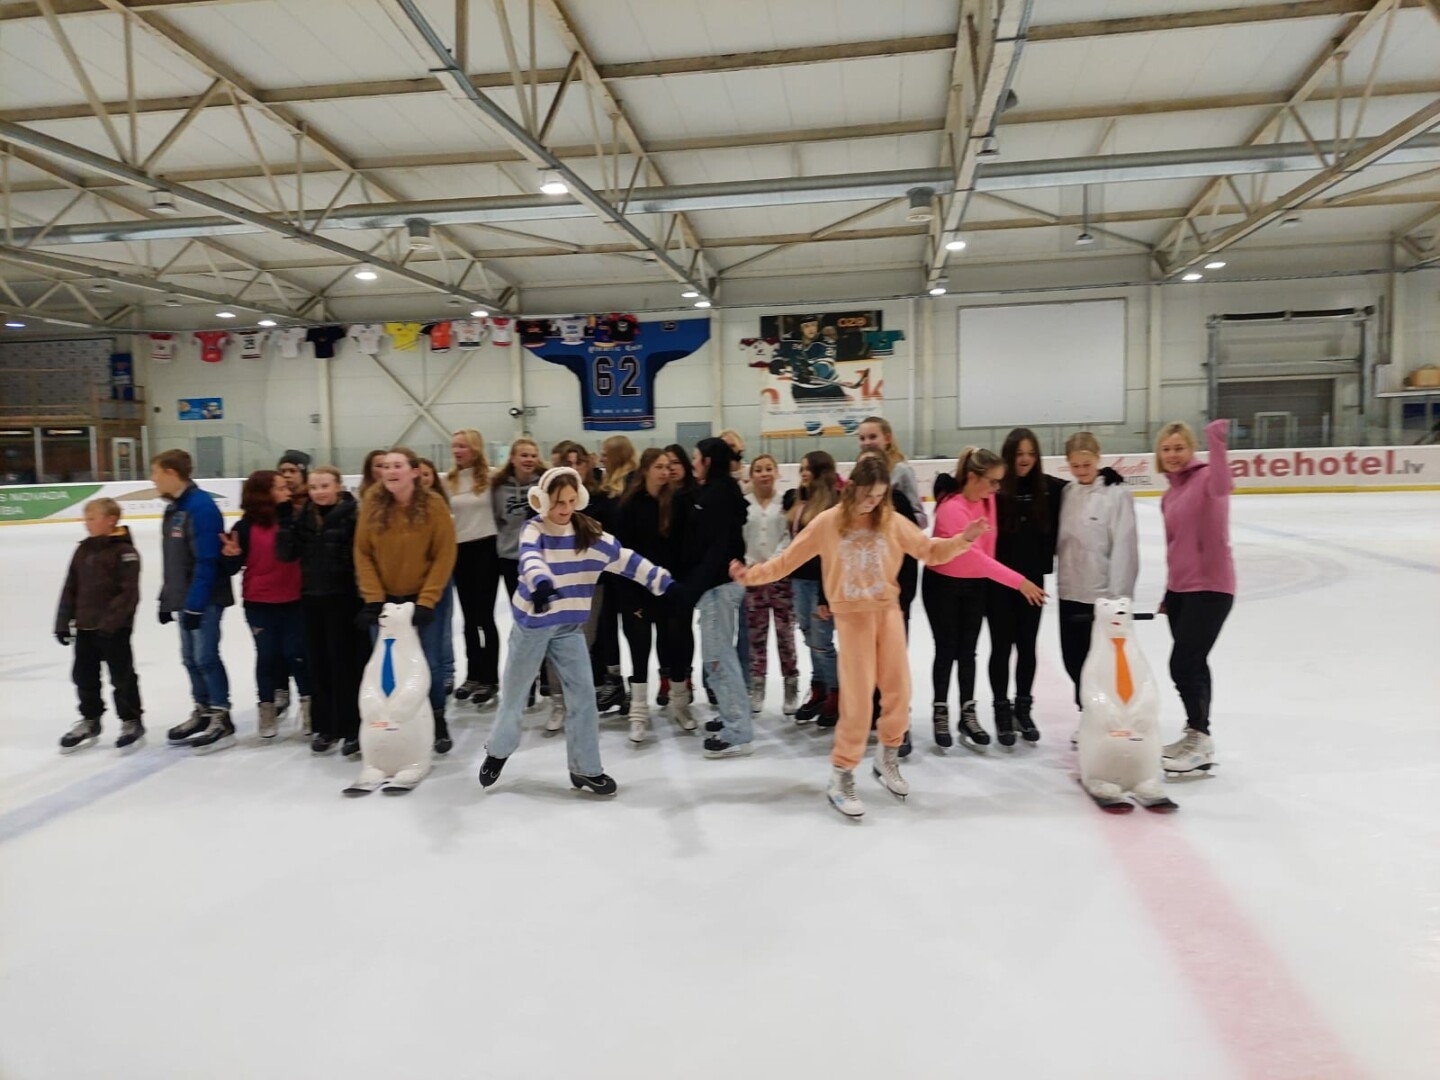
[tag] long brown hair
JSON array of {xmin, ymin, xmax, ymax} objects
[
  {"xmin": 363, "ymin": 446, "xmax": 433, "ymax": 530},
  {"xmin": 789, "ymin": 450, "xmax": 840, "ymax": 531},
  {"xmin": 622, "ymin": 447, "xmax": 675, "ymax": 536},
  {"xmin": 493, "ymin": 438, "xmax": 540, "ymax": 487},
  {"xmin": 446, "ymin": 428, "xmax": 491, "ymax": 497},
  {"xmin": 998, "ymin": 427, "xmax": 1048, "ymax": 533},
  {"xmin": 543, "ymin": 470, "xmax": 603, "ymax": 552},
  {"xmin": 241, "ymin": 469, "xmax": 281, "ymax": 527},
  {"xmin": 358, "ymin": 449, "xmax": 387, "ymax": 499},
  {"xmin": 418, "ymin": 457, "xmax": 450, "ymax": 507},
  {"xmin": 838, "ymin": 454, "xmax": 892, "ymax": 535}
]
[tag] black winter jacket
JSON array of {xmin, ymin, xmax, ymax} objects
[
  {"xmin": 55, "ymin": 527, "xmax": 141, "ymax": 634},
  {"xmin": 672, "ymin": 475, "xmax": 747, "ymax": 605},
  {"xmin": 994, "ymin": 474, "xmax": 1068, "ymax": 583},
  {"xmin": 276, "ymin": 493, "xmax": 361, "ymax": 599}
]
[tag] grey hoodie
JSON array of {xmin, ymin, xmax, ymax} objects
[{"xmin": 491, "ymin": 472, "xmax": 539, "ymax": 560}]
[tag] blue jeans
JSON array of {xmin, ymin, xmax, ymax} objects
[
  {"xmin": 369, "ymin": 609, "xmax": 446, "ymax": 712},
  {"xmin": 437, "ymin": 579, "xmax": 456, "ymax": 690},
  {"xmin": 697, "ymin": 582, "xmax": 751, "ymax": 745},
  {"xmin": 792, "ymin": 578, "xmax": 837, "ymax": 691},
  {"xmin": 486, "ymin": 622, "xmax": 602, "ymax": 776},
  {"xmin": 244, "ymin": 601, "xmax": 309, "ymax": 703},
  {"xmin": 178, "ymin": 603, "xmax": 229, "ymax": 710}
]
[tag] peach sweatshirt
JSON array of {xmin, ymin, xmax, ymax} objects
[{"xmin": 743, "ymin": 505, "xmax": 969, "ymax": 615}]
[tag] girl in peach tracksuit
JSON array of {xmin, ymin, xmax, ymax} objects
[{"xmin": 732, "ymin": 456, "xmax": 986, "ymax": 818}]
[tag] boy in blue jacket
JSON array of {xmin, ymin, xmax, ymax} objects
[{"xmin": 151, "ymin": 449, "xmax": 235, "ymax": 753}]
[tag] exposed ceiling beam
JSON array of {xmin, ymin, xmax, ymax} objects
[
  {"xmin": 1026, "ymin": 0, "xmax": 1424, "ymax": 41},
  {"xmin": 0, "ymin": 0, "xmax": 240, "ymax": 18},
  {"xmin": 379, "ymin": 0, "xmax": 709, "ymax": 297},
  {"xmin": 1155, "ymin": 0, "xmax": 1407, "ymax": 260},
  {"xmin": 1160, "ymin": 96, "xmax": 1440, "ymax": 274},
  {"xmin": 11, "ymin": 135, "xmax": 1440, "ymax": 247},
  {"xmin": 0, "ymin": 119, "xmax": 507, "ymax": 308},
  {"xmin": 929, "ymin": 0, "xmax": 1035, "ymax": 286}
]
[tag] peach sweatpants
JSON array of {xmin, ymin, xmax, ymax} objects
[{"xmin": 831, "ymin": 606, "xmax": 910, "ymax": 770}]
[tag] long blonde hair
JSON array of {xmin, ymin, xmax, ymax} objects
[
  {"xmin": 363, "ymin": 446, "xmax": 433, "ymax": 530},
  {"xmin": 599, "ymin": 435, "xmax": 638, "ymax": 497},
  {"xmin": 860, "ymin": 415, "xmax": 906, "ymax": 469},
  {"xmin": 838, "ymin": 454, "xmax": 892, "ymax": 535},
  {"xmin": 446, "ymin": 428, "xmax": 490, "ymax": 497},
  {"xmin": 1154, "ymin": 421, "xmax": 1197, "ymax": 474}
]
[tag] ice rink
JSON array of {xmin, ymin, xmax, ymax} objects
[{"xmin": 1, "ymin": 491, "xmax": 1437, "ymax": 1080}]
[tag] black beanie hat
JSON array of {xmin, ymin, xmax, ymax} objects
[{"xmin": 277, "ymin": 449, "xmax": 311, "ymax": 474}]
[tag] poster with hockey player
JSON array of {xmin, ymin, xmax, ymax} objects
[
  {"xmin": 534, "ymin": 317, "xmax": 709, "ymax": 431},
  {"xmin": 743, "ymin": 310, "xmax": 890, "ymax": 436}
]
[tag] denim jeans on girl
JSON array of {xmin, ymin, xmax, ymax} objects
[
  {"xmin": 244, "ymin": 600, "xmax": 309, "ymax": 703},
  {"xmin": 697, "ymin": 582, "xmax": 752, "ymax": 746},
  {"xmin": 486, "ymin": 622, "xmax": 603, "ymax": 777},
  {"xmin": 792, "ymin": 578, "xmax": 837, "ymax": 692}
]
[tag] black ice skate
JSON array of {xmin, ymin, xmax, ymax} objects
[
  {"xmin": 115, "ymin": 720, "xmax": 145, "ymax": 750},
  {"xmin": 59, "ymin": 717, "xmax": 101, "ymax": 754},
  {"xmin": 478, "ymin": 754, "xmax": 507, "ymax": 787},
  {"xmin": 957, "ymin": 700, "xmax": 990, "ymax": 752},
  {"xmin": 570, "ymin": 772, "xmax": 618, "ymax": 796}
]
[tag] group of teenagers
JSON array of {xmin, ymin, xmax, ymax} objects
[{"xmin": 55, "ymin": 414, "xmax": 1235, "ymax": 817}]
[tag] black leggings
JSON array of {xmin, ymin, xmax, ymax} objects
[
  {"xmin": 922, "ymin": 570, "xmax": 986, "ymax": 704},
  {"xmin": 454, "ymin": 536, "xmax": 500, "ymax": 684},
  {"xmin": 591, "ymin": 577, "xmax": 622, "ymax": 679},
  {"xmin": 986, "ymin": 578, "xmax": 1042, "ymax": 702},
  {"xmin": 1058, "ymin": 599, "xmax": 1094, "ymax": 708},
  {"xmin": 621, "ymin": 603, "xmax": 694, "ymax": 684},
  {"xmin": 498, "ymin": 557, "xmax": 519, "ymax": 599},
  {"xmin": 1165, "ymin": 589, "xmax": 1233, "ymax": 735}
]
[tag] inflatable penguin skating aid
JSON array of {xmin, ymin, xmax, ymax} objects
[
  {"xmin": 344, "ymin": 602, "xmax": 434, "ymax": 796},
  {"xmin": 1076, "ymin": 597, "xmax": 1178, "ymax": 813}
]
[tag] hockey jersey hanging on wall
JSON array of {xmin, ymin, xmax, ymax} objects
[{"xmin": 533, "ymin": 317, "xmax": 710, "ymax": 431}]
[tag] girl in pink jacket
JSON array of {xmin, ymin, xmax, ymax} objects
[
  {"xmin": 1156, "ymin": 418, "xmax": 1234, "ymax": 775},
  {"xmin": 925, "ymin": 448, "xmax": 1046, "ymax": 751}
]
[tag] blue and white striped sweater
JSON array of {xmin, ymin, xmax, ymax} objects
[{"xmin": 514, "ymin": 520, "xmax": 671, "ymax": 629}]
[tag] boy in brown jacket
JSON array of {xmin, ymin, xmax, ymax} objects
[{"xmin": 55, "ymin": 497, "xmax": 144, "ymax": 751}]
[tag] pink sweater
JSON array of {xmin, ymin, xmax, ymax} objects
[
  {"xmin": 1162, "ymin": 419, "xmax": 1235, "ymax": 595},
  {"xmin": 930, "ymin": 493, "xmax": 1026, "ymax": 589},
  {"xmin": 242, "ymin": 522, "xmax": 302, "ymax": 604}
]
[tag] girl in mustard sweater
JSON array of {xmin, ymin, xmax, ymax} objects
[{"xmin": 731, "ymin": 456, "xmax": 986, "ymax": 819}]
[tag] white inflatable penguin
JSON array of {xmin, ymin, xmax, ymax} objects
[
  {"xmin": 345, "ymin": 602, "xmax": 434, "ymax": 796},
  {"xmin": 1076, "ymin": 596, "xmax": 1177, "ymax": 813}
]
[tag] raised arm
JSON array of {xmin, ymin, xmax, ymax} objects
[
  {"xmin": 740, "ymin": 514, "xmax": 824, "ymax": 587},
  {"xmin": 1206, "ymin": 418, "xmax": 1233, "ymax": 498},
  {"xmin": 894, "ymin": 515, "xmax": 980, "ymax": 566}
]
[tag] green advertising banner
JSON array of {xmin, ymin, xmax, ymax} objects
[{"xmin": 0, "ymin": 484, "xmax": 102, "ymax": 522}]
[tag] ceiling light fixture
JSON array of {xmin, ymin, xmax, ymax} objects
[
  {"xmin": 406, "ymin": 218, "xmax": 434, "ymax": 252},
  {"xmin": 4, "ymin": 319, "xmax": 25, "ymax": 328},
  {"xmin": 928, "ymin": 285, "xmax": 947, "ymax": 296},
  {"xmin": 149, "ymin": 191, "xmax": 179, "ymax": 215},
  {"xmin": 681, "ymin": 289, "xmax": 700, "ymax": 298},
  {"xmin": 977, "ymin": 135, "xmax": 1000, "ymax": 161},
  {"xmin": 540, "ymin": 169, "xmax": 568, "ymax": 196},
  {"xmin": 1205, "ymin": 260, "xmax": 1227, "ymax": 270},
  {"xmin": 90, "ymin": 282, "xmax": 111, "ymax": 294},
  {"xmin": 945, "ymin": 237, "xmax": 967, "ymax": 252},
  {"xmin": 1279, "ymin": 213, "xmax": 1302, "ymax": 228},
  {"xmin": 257, "ymin": 317, "xmax": 278, "ymax": 328},
  {"xmin": 1181, "ymin": 272, "xmax": 1203, "ymax": 282},
  {"xmin": 1074, "ymin": 232, "xmax": 1095, "ymax": 247},
  {"xmin": 216, "ymin": 310, "xmax": 237, "ymax": 318},
  {"xmin": 906, "ymin": 187, "xmax": 936, "ymax": 224},
  {"xmin": 694, "ymin": 299, "xmax": 712, "ymax": 308},
  {"xmin": 470, "ymin": 309, "xmax": 489, "ymax": 319},
  {"xmin": 353, "ymin": 263, "xmax": 379, "ymax": 281}
]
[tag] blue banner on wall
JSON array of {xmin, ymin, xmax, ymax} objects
[
  {"xmin": 178, "ymin": 398, "xmax": 223, "ymax": 421},
  {"xmin": 109, "ymin": 352, "xmax": 134, "ymax": 401}
]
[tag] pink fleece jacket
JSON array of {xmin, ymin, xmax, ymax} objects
[
  {"xmin": 1161, "ymin": 419, "xmax": 1236, "ymax": 595},
  {"xmin": 929, "ymin": 493, "xmax": 1026, "ymax": 589}
]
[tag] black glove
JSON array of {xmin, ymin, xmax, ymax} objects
[
  {"xmin": 531, "ymin": 580, "xmax": 556, "ymax": 614},
  {"xmin": 411, "ymin": 604, "xmax": 434, "ymax": 629},
  {"xmin": 55, "ymin": 630, "xmax": 71, "ymax": 646},
  {"xmin": 181, "ymin": 610, "xmax": 203, "ymax": 631},
  {"xmin": 1100, "ymin": 466, "xmax": 1124, "ymax": 487},
  {"xmin": 158, "ymin": 608, "xmax": 174, "ymax": 625},
  {"xmin": 356, "ymin": 602, "xmax": 383, "ymax": 630}
]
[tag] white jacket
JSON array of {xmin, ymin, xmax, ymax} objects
[
  {"xmin": 1056, "ymin": 480, "xmax": 1139, "ymax": 603},
  {"xmin": 743, "ymin": 491, "xmax": 789, "ymax": 565}
]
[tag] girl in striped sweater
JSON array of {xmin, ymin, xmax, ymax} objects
[{"xmin": 478, "ymin": 467, "xmax": 672, "ymax": 796}]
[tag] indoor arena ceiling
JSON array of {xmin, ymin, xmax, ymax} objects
[{"xmin": 0, "ymin": 0, "xmax": 1438, "ymax": 331}]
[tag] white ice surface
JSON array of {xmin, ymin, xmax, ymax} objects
[{"xmin": 1, "ymin": 493, "xmax": 1437, "ymax": 1080}]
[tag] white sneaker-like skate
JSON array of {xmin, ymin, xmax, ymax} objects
[
  {"xmin": 546, "ymin": 699, "xmax": 565, "ymax": 733},
  {"xmin": 782, "ymin": 676, "xmax": 800, "ymax": 716},
  {"xmin": 872, "ymin": 745, "xmax": 910, "ymax": 799},
  {"xmin": 628, "ymin": 682, "xmax": 649, "ymax": 744},
  {"xmin": 827, "ymin": 766, "xmax": 865, "ymax": 818},
  {"xmin": 1162, "ymin": 728, "xmax": 1215, "ymax": 775}
]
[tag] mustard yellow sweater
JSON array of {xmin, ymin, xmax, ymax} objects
[{"xmin": 353, "ymin": 489, "xmax": 456, "ymax": 609}]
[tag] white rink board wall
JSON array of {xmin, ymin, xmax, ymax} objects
[{"xmin": 3, "ymin": 451, "xmax": 1436, "ymax": 526}]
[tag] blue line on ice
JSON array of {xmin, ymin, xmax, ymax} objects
[{"xmin": 0, "ymin": 750, "xmax": 183, "ymax": 846}]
